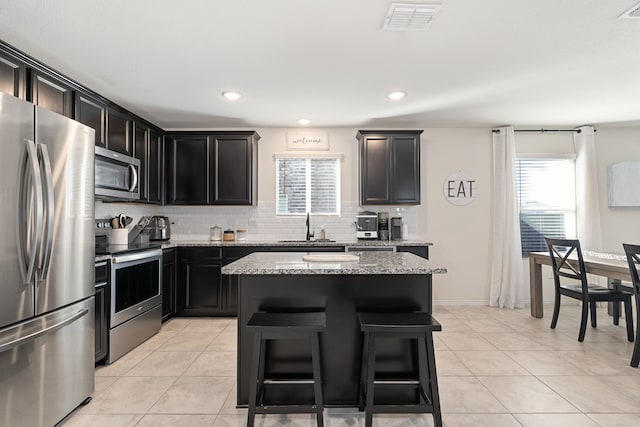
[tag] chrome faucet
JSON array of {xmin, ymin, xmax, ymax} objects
[{"xmin": 306, "ymin": 212, "xmax": 314, "ymax": 241}]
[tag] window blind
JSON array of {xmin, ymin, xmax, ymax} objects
[
  {"xmin": 276, "ymin": 157, "xmax": 340, "ymax": 215},
  {"xmin": 516, "ymin": 158, "xmax": 576, "ymax": 256}
]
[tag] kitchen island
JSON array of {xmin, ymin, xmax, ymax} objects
[{"xmin": 222, "ymin": 251, "xmax": 446, "ymax": 407}]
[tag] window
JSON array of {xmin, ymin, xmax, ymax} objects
[
  {"xmin": 276, "ymin": 156, "xmax": 340, "ymax": 215},
  {"xmin": 516, "ymin": 158, "xmax": 576, "ymax": 256}
]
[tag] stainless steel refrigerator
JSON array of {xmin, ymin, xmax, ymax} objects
[{"xmin": 0, "ymin": 92, "xmax": 95, "ymax": 426}]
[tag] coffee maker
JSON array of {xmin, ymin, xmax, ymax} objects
[
  {"xmin": 390, "ymin": 217, "xmax": 403, "ymax": 240},
  {"xmin": 377, "ymin": 212, "xmax": 389, "ymax": 240},
  {"xmin": 356, "ymin": 211, "xmax": 378, "ymax": 239}
]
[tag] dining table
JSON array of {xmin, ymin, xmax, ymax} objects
[{"xmin": 528, "ymin": 250, "xmax": 633, "ymax": 319}]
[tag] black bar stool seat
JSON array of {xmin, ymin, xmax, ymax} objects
[
  {"xmin": 358, "ymin": 312, "xmax": 442, "ymax": 427},
  {"xmin": 246, "ymin": 312, "xmax": 326, "ymax": 427}
]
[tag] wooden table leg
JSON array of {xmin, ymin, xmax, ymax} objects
[{"xmin": 529, "ymin": 256, "xmax": 543, "ymax": 318}]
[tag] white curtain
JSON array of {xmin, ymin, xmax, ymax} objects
[
  {"xmin": 573, "ymin": 126, "xmax": 602, "ymax": 253},
  {"xmin": 490, "ymin": 126, "xmax": 525, "ymax": 309}
]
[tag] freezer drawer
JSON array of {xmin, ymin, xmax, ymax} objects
[{"xmin": 0, "ymin": 297, "xmax": 95, "ymax": 427}]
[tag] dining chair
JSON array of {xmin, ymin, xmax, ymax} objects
[
  {"xmin": 545, "ymin": 238, "xmax": 634, "ymax": 342},
  {"xmin": 623, "ymin": 243, "xmax": 640, "ymax": 367}
]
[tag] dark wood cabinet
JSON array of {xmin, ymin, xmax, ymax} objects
[
  {"xmin": 30, "ymin": 70, "xmax": 74, "ymax": 117},
  {"xmin": 166, "ymin": 135, "xmax": 208, "ymax": 205},
  {"xmin": 166, "ymin": 131, "xmax": 259, "ymax": 206},
  {"xmin": 221, "ymin": 247, "xmax": 270, "ymax": 316},
  {"xmin": 75, "ymin": 93, "xmax": 106, "ymax": 146},
  {"xmin": 396, "ymin": 245, "xmax": 429, "ymax": 259},
  {"xmin": 133, "ymin": 121, "xmax": 164, "ymax": 204},
  {"xmin": 177, "ymin": 247, "xmax": 224, "ymax": 316},
  {"xmin": 94, "ymin": 261, "xmax": 109, "ymax": 364},
  {"xmin": 148, "ymin": 129, "xmax": 163, "ymax": 204},
  {"xmin": 357, "ymin": 130, "xmax": 422, "ymax": 205},
  {"xmin": 106, "ymin": 107, "xmax": 133, "ymax": 155},
  {"xmin": 162, "ymin": 248, "xmax": 176, "ymax": 322},
  {"xmin": 0, "ymin": 51, "xmax": 26, "ymax": 99},
  {"xmin": 210, "ymin": 132, "xmax": 259, "ymax": 205}
]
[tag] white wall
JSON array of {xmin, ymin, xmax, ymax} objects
[
  {"xmin": 595, "ymin": 127, "xmax": 640, "ymax": 253},
  {"xmin": 96, "ymin": 125, "xmax": 640, "ymax": 306}
]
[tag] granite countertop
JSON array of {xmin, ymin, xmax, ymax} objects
[
  {"xmin": 164, "ymin": 239, "xmax": 432, "ymax": 248},
  {"xmin": 221, "ymin": 251, "xmax": 447, "ymax": 275}
]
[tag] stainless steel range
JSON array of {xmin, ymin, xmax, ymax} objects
[
  {"xmin": 96, "ymin": 221, "xmax": 162, "ymax": 363},
  {"xmin": 108, "ymin": 248, "xmax": 162, "ymax": 362}
]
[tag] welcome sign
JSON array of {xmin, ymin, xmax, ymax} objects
[{"xmin": 286, "ymin": 132, "xmax": 329, "ymax": 150}]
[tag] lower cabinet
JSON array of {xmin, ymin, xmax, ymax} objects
[
  {"xmin": 175, "ymin": 245, "xmax": 346, "ymax": 317},
  {"xmin": 94, "ymin": 261, "xmax": 109, "ymax": 364},
  {"xmin": 177, "ymin": 247, "xmax": 224, "ymax": 316},
  {"xmin": 162, "ymin": 248, "xmax": 176, "ymax": 322}
]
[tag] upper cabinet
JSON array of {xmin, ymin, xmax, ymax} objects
[
  {"xmin": 166, "ymin": 134, "xmax": 209, "ymax": 205},
  {"xmin": 75, "ymin": 92, "xmax": 107, "ymax": 147},
  {"xmin": 106, "ymin": 107, "xmax": 133, "ymax": 156},
  {"xmin": 0, "ymin": 51, "xmax": 26, "ymax": 99},
  {"xmin": 29, "ymin": 70, "xmax": 74, "ymax": 118},
  {"xmin": 210, "ymin": 132, "xmax": 259, "ymax": 205},
  {"xmin": 134, "ymin": 121, "xmax": 164, "ymax": 204},
  {"xmin": 356, "ymin": 130, "xmax": 422, "ymax": 205},
  {"xmin": 166, "ymin": 131, "xmax": 260, "ymax": 206}
]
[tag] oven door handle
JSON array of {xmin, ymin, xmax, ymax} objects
[{"xmin": 112, "ymin": 249, "xmax": 163, "ymax": 264}]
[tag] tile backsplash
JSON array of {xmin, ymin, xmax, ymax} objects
[{"xmin": 95, "ymin": 201, "xmax": 419, "ymax": 241}]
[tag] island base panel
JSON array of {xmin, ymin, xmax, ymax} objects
[{"xmin": 237, "ymin": 274, "xmax": 433, "ymax": 406}]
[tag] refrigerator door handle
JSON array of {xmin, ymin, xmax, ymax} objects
[
  {"xmin": 16, "ymin": 139, "xmax": 44, "ymax": 285},
  {"xmin": 36, "ymin": 143, "xmax": 55, "ymax": 281},
  {"xmin": 128, "ymin": 163, "xmax": 138, "ymax": 192},
  {"xmin": 0, "ymin": 308, "xmax": 89, "ymax": 354}
]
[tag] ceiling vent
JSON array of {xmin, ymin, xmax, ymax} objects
[
  {"xmin": 619, "ymin": 2, "xmax": 640, "ymax": 18},
  {"xmin": 383, "ymin": 3, "xmax": 441, "ymax": 31}
]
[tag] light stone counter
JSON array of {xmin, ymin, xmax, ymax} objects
[{"xmin": 221, "ymin": 251, "xmax": 446, "ymax": 275}]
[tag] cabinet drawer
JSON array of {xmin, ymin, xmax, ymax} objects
[{"xmin": 181, "ymin": 247, "xmax": 222, "ymax": 260}]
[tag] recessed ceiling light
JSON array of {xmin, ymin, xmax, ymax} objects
[
  {"xmin": 297, "ymin": 118, "xmax": 311, "ymax": 125},
  {"xmin": 222, "ymin": 91, "xmax": 242, "ymax": 100},
  {"xmin": 387, "ymin": 91, "xmax": 407, "ymax": 100}
]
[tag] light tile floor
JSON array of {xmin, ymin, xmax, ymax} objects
[{"xmin": 61, "ymin": 304, "xmax": 640, "ymax": 427}]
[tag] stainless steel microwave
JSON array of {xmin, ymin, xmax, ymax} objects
[{"xmin": 94, "ymin": 146, "xmax": 140, "ymax": 200}]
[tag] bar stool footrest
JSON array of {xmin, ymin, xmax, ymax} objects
[{"xmin": 254, "ymin": 405, "xmax": 321, "ymax": 415}]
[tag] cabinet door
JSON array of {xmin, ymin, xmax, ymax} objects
[
  {"xmin": 361, "ymin": 135, "xmax": 392, "ymax": 205},
  {"xmin": 134, "ymin": 122, "xmax": 149, "ymax": 201},
  {"xmin": 210, "ymin": 134, "xmax": 253, "ymax": 205},
  {"xmin": 0, "ymin": 52, "xmax": 26, "ymax": 98},
  {"xmin": 148, "ymin": 130, "xmax": 163, "ymax": 204},
  {"xmin": 94, "ymin": 284, "xmax": 108, "ymax": 363},
  {"xmin": 162, "ymin": 249, "xmax": 176, "ymax": 322},
  {"xmin": 392, "ymin": 134, "xmax": 420, "ymax": 204},
  {"xmin": 106, "ymin": 108, "xmax": 132, "ymax": 155},
  {"xmin": 166, "ymin": 135, "xmax": 208, "ymax": 205},
  {"xmin": 179, "ymin": 260, "xmax": 223, "ymax": 315},
  {"xmin": 30, "ymin": 71, "xmax": 73, "ymax": 117},
  {"xmin": 75, "ymin": 93, "xmax": 106, "ymax": 147}
]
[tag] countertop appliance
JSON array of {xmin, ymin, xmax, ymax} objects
[
  {"xmin": 377, "ymin": 211, "xmax": 389, "ymax": 241},
  {"xmin": 108, "ymin": 248, "xmax": 162, "ymax": 363},
  {"xmin": 0, "ymin": 93, "xmax": 95, "ymax": 427},
  {"xmin": 391, "ymin": 217, "xmax": 403, "ymax": 240},
  {"xmin": 147, "ymin": 215, "xmax": 171, "ymax": 241},
  {"xmin": 356, "ymin": 211, "xmax": 378, "ymax": 239},
  {"xmin": 94, "ymin": 145, "xmax": 141, "ymax": 201}
]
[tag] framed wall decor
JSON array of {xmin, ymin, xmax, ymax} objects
[{"xmin": 286, "ymin": 131, "xmax": 329, "ymax": 150}]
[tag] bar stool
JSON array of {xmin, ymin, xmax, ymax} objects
[
  {"xmin": 246, "ymin": 312, "xmax": 326, "ymax": 427},
  {"xmin": 358, "ymin": 312, "xmax": 442, "ymax": 427}
]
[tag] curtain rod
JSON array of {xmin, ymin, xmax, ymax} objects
[{"xmin": 492, "ymin": 128, "xmax": 596, "ymax": 134}]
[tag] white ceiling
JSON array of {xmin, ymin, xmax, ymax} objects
[{"xmin": 1, "ymin": 0, "xmax": 640, "ymax": 129}]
